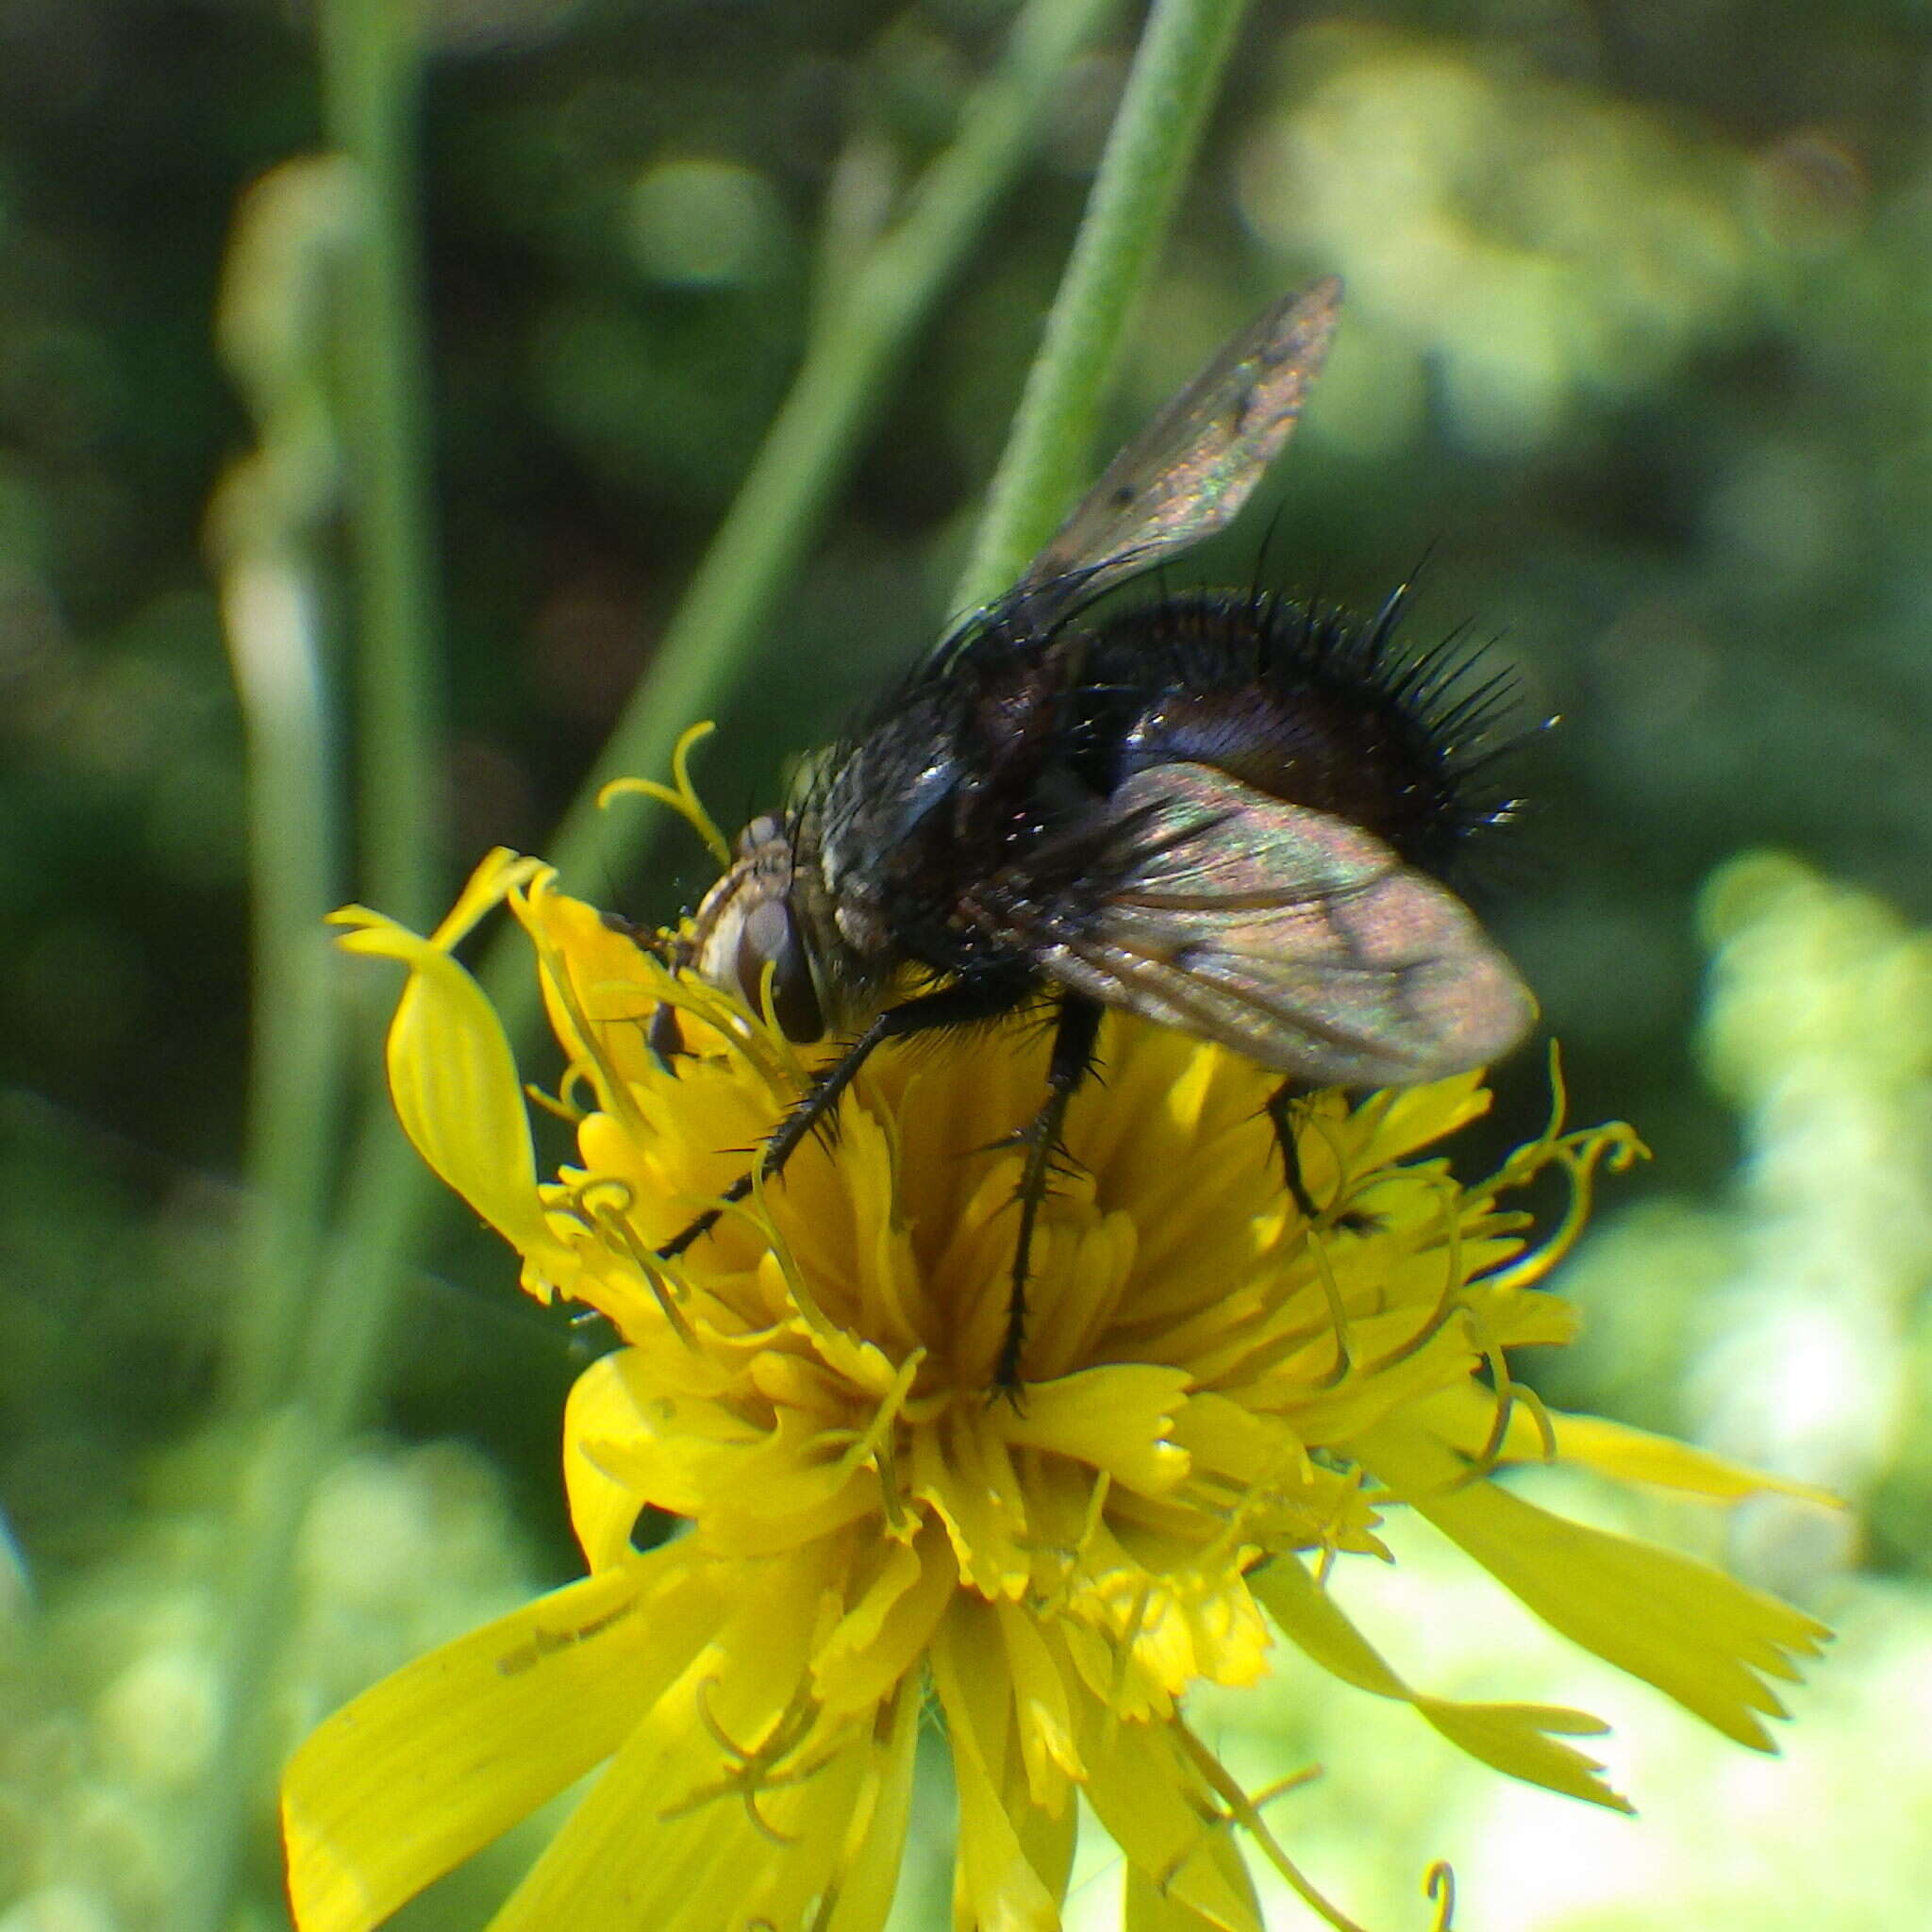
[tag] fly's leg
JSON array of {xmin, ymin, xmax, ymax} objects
[
  {"xmin": 995, "ymin": 995, "xmax": 1104, "ymax": 1393},
  {"xmin": 656, "ymin": 974, "xmax": 1031, "ymax": 1265},
  {"xmin": 601, "ymin": 913, "xmax": 695, "ymax": 1074},
  {"xmin": 1263, "ymin": 1079, "xmax": 1325, "ymax": 1224},
  {"xmin": 1264, "ymin": 1078, "xmax": 1374, "ymax": 1230}
]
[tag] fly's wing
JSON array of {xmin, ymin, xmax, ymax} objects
[
  {"xmin": 1031, "ymin": 762, "xmax": 1536, "ymax": 1090},
  {"xmin": 1019, "ymin": 277, "xmax": 1342, "ymax": 616}
]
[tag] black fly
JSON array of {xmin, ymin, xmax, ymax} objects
[{"xmin": 650, "ymin": 278, "xmax": 1535, "ymax": 1390}]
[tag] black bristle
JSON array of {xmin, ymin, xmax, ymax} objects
[{"xmin": 1069, "ymin": 583, "xmax": 1526, "ymax": 884}]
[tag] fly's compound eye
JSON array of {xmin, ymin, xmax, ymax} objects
[
  {"xmin": 734, "ymin": 894, "xmax": 825, "ymax": 1043},
  {"xmin": 738, "ymin": 812, "xmax": 787, "ymax": 858}
]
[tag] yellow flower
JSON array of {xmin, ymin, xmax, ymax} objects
[{"xmin": 286, "ymin": 847, "xmax": 1831, "ymax": 1932}]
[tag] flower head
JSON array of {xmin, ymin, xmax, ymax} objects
[{"xmin": 286, "ymin": 844, "xmax": 1830, "ymax": 1932}]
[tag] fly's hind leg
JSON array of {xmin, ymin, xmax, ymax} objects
[
  {"xmin": 1259, "ymin": 1081, "xmax": 1383, "ymax": 1228},
  {"xmin": 995, "ymin": 994, "xmax": 1105, "ymax": 1393},
  {"xmin": 1263, "ymin": 1080, "xmax": 1324, "ymax": 1223},
  {"xmin": 1263, "ymin": 1078, "xmax": 1376, "ymax": 1230}
]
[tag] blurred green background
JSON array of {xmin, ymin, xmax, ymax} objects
[{"xmin": 2, "ymin": 0, "xmax": 1929, "ymax": 1927}]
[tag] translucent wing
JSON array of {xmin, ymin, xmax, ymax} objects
[
  {"xmin": 1028, "ymin": 762, "xmax": 1536, "ymax": 1090},
  {"xmin": 1019, "ymin": 277, "xmax": 1342, "ymax": 615}
]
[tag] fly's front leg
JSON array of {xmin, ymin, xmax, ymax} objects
[
  {"xmin": 656, "ymin": 974, "xmax": 1032, "ymax": 1265},
  {"xmin": 601, "ymin": 912, "xmax": 694, "ymax": 1074},
  {"xmin": 995, "ymin": 995, "xmax": 1104, "ymax": 1393}
]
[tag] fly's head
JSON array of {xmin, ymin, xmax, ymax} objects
[{"xmin": 688, "ymin": 811, "xmax": 828, "ymax": 1043}]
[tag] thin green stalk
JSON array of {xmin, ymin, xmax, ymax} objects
[
  {"xmin": 502, "ymin": 0, "xmax": 1127, "ymax": 991},
  {"xmin": 320, "ymin": 0, "xmax": 447, "ymax": 930},
  {"xmin": 221, "ymin": 561, "xmax": 341, "ymax": 1407},
  {"xmin": 208, "ymin": 160, "xmax": 357, "ymax": 1418},
  {"xmin": 954, "ymin": 0, "xmax": 1253, "ymax": 610},
  {"xmin": 177, "ymin": 161, "xmax": 360, "ymax": 1932},
  {"xmin": 176, "ymin": 0, "xmax": 449, "ymax": 1911}
]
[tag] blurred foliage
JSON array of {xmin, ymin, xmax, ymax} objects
[{"xmin": 1, "ymin": 0, "xmax": 1929, "ymax": 1926}]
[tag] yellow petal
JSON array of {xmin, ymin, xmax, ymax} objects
[
  {"xmin": 823, "ymin": 1689, "xmax": 922, "ymax": 1932},
  {"xmin": 284, "ymin": 1556, "xmax": 713, "ymax": 1932},
  {"xmin": 1125, "ymin": 1865, "xmax": 1262, "ymax": 1932},
  {"xmin": 930, "ymin": 1602, "xmax": 1064, "ymax": 1932},
  {"xmin": 1548, "ymin": 1407, "xmax": 1843, "ymax": 1507},
  {"xmin": 814, "ymin": 1523, "xmax": 958, "ymax": 1716},
  {"xmin": 427, "ymin": 846, "xmax": 546, "ymax": 948},
  {"xmin": 1116, "ymin": 1740, "xmax": 1267, "ymax": 1932},
  {"xmin": 997, "ymin": 1363, "xmax": 1193, "ymax": 1497},
  {"xmin": 565, "ymin": 1349, "xmax": 874, "ymax": 1568},
  {"xmin": 1352, "ymin": 1071, "xmax": 1490, "ymax": 1167},
  {"xmin": 1354, "ymin": 1421, "xmax": 1831, "ymax": 1748},
  {"xmin": 562, "ymin": 1348, "xmax": 680, "ymax": 1569},
  {"xmin": 487, "ymin": 1548, "xmax": 865, "ymax": 1932},
  {"xmin": 1284, "ymin": 1315, "xmax": 1480, "ymax": 1447},
  {"xmin": 489, "ymin": 1686, "xmax": 873, "ymax": 1932},
  {"xmin": 331, "ymin": 905, "xmax": 573, "ymax": 1276},
  {"xmin": 995, "ymin": 1599, "xmax": 1085, "ymax": 1800},
  {"xmin": 913, "ymin": 1411, "xmax": 1032, "ymax": 1600},
  {"xmin": 1416, "ymin": 1382, "xmax": 1842, "ymax": 1508},
  {"xmin": 517, "ymin": 876, "xmax": 667, "ymax": 1096},
  {"xmin": 1252, "ymin": 1552, "xmax": 1628, "ymax": 1810},
  {"xmin": 1079, "ymin": 1717, "xmax": 1265, "ymax": 1932}
]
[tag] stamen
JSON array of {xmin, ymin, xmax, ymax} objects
[
  {"xmin": 524, "ymin": 1081, "xmax": 583, "ymax": 1124},
  {"xmin": 1021, "ymin": 1471, "xmax": 1115, "ymax": 1617},
  {"xmin": 599, "ymin": 720, "xmax": 733, "ymax": 867},
  {"xmin": 1176, "ymin": 1726, "xmax": 1372, "ymax": 1932},
  {"xmin": 1099, "ymin": 1577, "xmax": 1158, "ymax": 1750},
  {"xmin": 662, "ymin": 1677, "xmax": 841, "ymax": 1846},
  {"xmin": 749, "ymin": 973, "xmax": 811, "ymax": 1091},
  {"xmin": 808, "ymin": 1350, "xmax": 924, "ymax": 1535},
  {"xmin": 1200, "ymin": 1434, "xmax": 1316, "ymax": 1574},
  {"xmin": 552, "ymin": 1173, "xmax": 634, "ymax": 1232},
  {"xmin": 1301, "ymin": 1234, "xmax": 1356, "ymax": 1390},
  {"xmin": 1294, "ymin": 1101, "xmax": 1357, "ymax": 1228},
  {"xmin": 1341, "ymin": 1174, "xmax": 1472, "ymax": 1379},
  {"xmin": 558, "ymin": 1063, "xmax": 597, "ymax": 1116},
  {"xmin": 514, "ymin": 885, "xmax": 652, "ymax": 1138},
  {"xmin": 575, "ymin": 1184, "xmax": 698, "ymax": 1346},
  {"xmin": 1485, "ymin": 1120, "xmax": 1646, "ymax": 1293},
  {"xmin": 1459, "ymin": 1327, "xmax": 1523, "ymax": 1488},
  {"xmin": 725, "ymin": 1163, "xmax": 844, "ymax": 1353},
  {"xmin": 1252, "ymin": 1765, "xmax": 1324, "ymax": 1808},
  {"xmin": 1454, "ymin": 1298, "xmax": 1562, "ymax": 1489}
]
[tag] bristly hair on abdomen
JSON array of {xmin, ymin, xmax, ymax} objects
[{"xmin": 1060, "ymin": 581, "xmax": 1534, "ymax": 887}]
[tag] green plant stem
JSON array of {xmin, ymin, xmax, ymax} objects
[
  {"xmin": 208, "ymin": 161, "xmax": 358, "ymax": 1422},
  {"xmin": 170, "ymin": 1128, "xmax": 425, "ymax": 1925},
  {"xmin": 494, "ymin": 0, "xmax": 1127, "ymax": 1001},
  {"xmin": 320, "ymin": 0, "xmax": 447, "ymax": 931},
  {"xmin": 304, "ymin": 0, "xmax": 1137, "ymax": 1452},
  {"xmin": 179, "ymin": 162, "xmax": 360, "ymax": 1932},
  {"xmin": 175, "ymin": 0, "xmax": 449, "ymax": 1909},
  {"xmin": 954, "ymin": 0, "xmax": 1254, "ymax": 611},
  {"xmin": 220, "ymin": 564, "xmax": 343, "ymax": 1413}
]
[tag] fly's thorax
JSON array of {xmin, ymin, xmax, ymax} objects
[
  {"xmin": 810, "ymin": 629, "xmax": 1089, "ymax": 924},
  {"xmin": 808, "ymin": 705, "xmax": 967, "ymax": 959}
]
